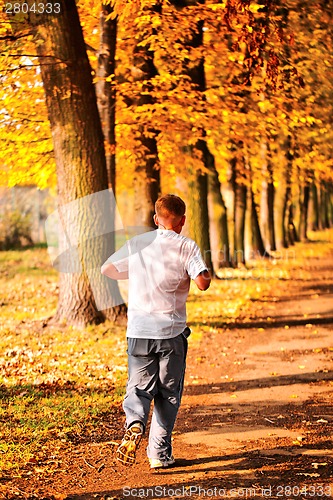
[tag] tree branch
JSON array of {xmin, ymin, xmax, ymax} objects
[
  {"xmin": 1, "ymin": 53, "xmax": 65, "ymax": 59},
  {"xmin": 0, "ymin": 33, "xmax": 32, "ymax": 41},
  {"xmin": 0, "ymin": 138, "xmax": 51, "ymax": 143},
  {"xmin": 0, "ymin": 62, "xmax": 66, "ymax": 73}
]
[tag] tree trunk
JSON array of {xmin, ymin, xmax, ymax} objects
[
  {"xmin": 95, "ymin": 4, "xmax": 127, "ymax": 321},
  {"xmin": 299, "ymin": 183, "xmax": 310, "ymax": 241},
  {"xmin": 224, "ymin": 164, "xmax": 235, "ymax": 259},
  {"xmin": 186, "ymin": 59, "xmax": 214, "ymax": 270},
  {"xmin": 232, "ymin": 157, "xmax": 246, "ymax": 266},
  {"xmin": 308, "ymin": 182, "xmax": 319, "ymax": 231},
  {"xmin": 252, "ymin": 192, "xmax": 267, "ymax": 257},
  {"xmin": 30, "ymin": 0, "xmax": 125, "ymax": 326},
  {"xmin": 328, "ymin": 183, "xmax": 333, "ymax": 227},
  {"xmin": 274, "ymin": 175, "xmax": 288, "ymax": 250},
  {"xmin": 130, "ymin": 4, "xmax": 161, "ymax": 229},
  {"xmin": 96, "ymin": 3, "xmax": 117, "ymax": 192},
  {"xmin": 187, "ymin": 155, "xmax": 214, "ymax": 272},
  {"xmin": 259, "ymin": 144, "xmax": 276, "ymax": 252},
  {"xmin": 274, "ymin": 134, "xmax": 294, "ymax": 250},
  {"xmin": 245, "ymin": 173, "xmax": 267, "ymax": 261},
  {"xmin": 293, "ymin": 174, "xmax": 301, "ymax": 239},
  {"xmin": 168, "ymin": 0, "xmax": 214, "ymax": 273},
  {"xmin": 133, "ymin": 134, "xmax": 160, "ymax": 229},
  {"xmin": 319, "ymin": 182, "xmax": 330, "ymax": 229},
  {"xmin": 287, "ymin": 200, "xmax": 298, "ymax": 245},
  {"xmin": 189, "ymin": 140, "xmax": 214, "ymax": 272},
  {"xmin": 244, "ymin": 184, "xmax": 253, "ymax": 261},
  {"xmin": 325, "ymin": 187, "xmax": 331, "ymax": 228},
  {"xmin": 187, "ymin": 167, "xmax": 213, "ymax": 271},
  {"xmin": 207, "ymin": 159, "xmax": 231, "ymax": 268}
]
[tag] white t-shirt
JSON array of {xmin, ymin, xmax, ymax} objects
[{"xmin": 106, "ymin": 229, "xmax": 208, "ymax": 339}]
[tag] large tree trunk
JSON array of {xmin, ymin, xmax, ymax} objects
[{"xmin": 30, "ymin": 0, "xmax": 125, "ymax": 326}]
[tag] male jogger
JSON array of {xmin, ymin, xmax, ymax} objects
[{"xmin": 101, "ymin": 194, "xmax": 211, "ymax": 468}]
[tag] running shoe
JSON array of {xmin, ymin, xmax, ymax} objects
[
  {"xmin": 149, "ymin": 456, "xmax": 175, "ymax": 469},
  {"xmin": 116, "ymin": 423, "xmax": 144, "ymax": 465}
]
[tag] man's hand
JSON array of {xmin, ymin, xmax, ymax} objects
[
  {"xmin": 101, "ymin": 262, "xmax": 129, "ymax": 280},
  {"xmin": 194, "ymin": 270, "xmax": 211, "ymax": 291}
]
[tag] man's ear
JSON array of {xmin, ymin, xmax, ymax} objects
[
  {"xmin": 153, "ymin": 214, "xmax": 158, "ymax": 226},
  {"xmin": 180, "ymin": 215, "xmax": 186, "ymax": 226}
]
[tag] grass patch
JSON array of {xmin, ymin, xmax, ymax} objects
[
  {"xmin": 0, "ymin": 247, "xmax": 127, "ymax": 474},
  {"xmin": 0, "ymin": 384, "xmax": 124, "ymax": 471}
]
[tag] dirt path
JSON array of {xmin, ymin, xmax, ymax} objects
[
  {"xmin": 64, "ymin": 250, "xmax": 333, "ymax": 500},
  {"xmin": 4, "ymin": 249, "xmax": 333, "ymax": 500}
]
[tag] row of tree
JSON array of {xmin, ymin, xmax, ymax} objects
[{"xmin": 1, "ymin": 0, "xmax": 333, "ymax": 325}]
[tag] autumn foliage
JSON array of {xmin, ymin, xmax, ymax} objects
[{"xmin": 1, "ymin": 0, "xmax": 333, "ymax": 322}]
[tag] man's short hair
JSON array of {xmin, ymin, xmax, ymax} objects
[{"xmin": 155, "ymin": 194, "xmax": 186, "ymax": 218}]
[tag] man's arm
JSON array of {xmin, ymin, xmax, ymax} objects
[
  {"xmin": 194, "ymin": 270, "xmax": 211, "ymax": 291},
  {"xmin": 101, "ymin": 262, "xmax": 129, "ymax": 280}
]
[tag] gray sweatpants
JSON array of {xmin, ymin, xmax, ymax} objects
[{"xmin": 123, "ymin": 329, "xmax": 189, "ymax": 460}]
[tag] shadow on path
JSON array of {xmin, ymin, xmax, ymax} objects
[
  {"xmin": 183, "ymin": 370, "xmax": 333, "ymax": 396},
  {"xmin": 66, "ymin": 439, "xmax": 333, "ymax": 499},
  {"xmin": 192, "ymin": 315, "xmax": 333, "ymax": 331}
]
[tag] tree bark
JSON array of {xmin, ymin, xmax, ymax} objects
[
  {"xmin": 96, "ymin": 2, "xmax": 117, "ymax": 192},
  {"xmin": 259, "ymin": 142, "xmax": 276, "ymax": 251},
  {"xmin": 187, "ymin": 166, "xmax": 212, "ymax": 271},
  {"xmin": 274, "ymin": 134, "xmax": 294, "ymax": 250},
  {"xmin": 328, "ymin": 183, "xmax": 333, "ymax": 227},
  {"xmin": 232, "ymin": 157, "xmax": 246, "ymax": 266},
  {"xmin": 130, "ymin": 4, "xmax": 161, "ymax": 229},
  {"xmin": 244, "ymin": 185, "xmax": 253, "ymax": 261},
  {"xmin": 207, "ymin": 159, "xmax": 231, "ymax": 268},
  {"xmin": 308, "ymin": 182, "xmax": 319, "ymax": 231},
  {"xmin": 287, "ymin": 200, "xmax": 298, "ymax": 245},
  {"xmin": 190, "ymin": 140, "xmax": 214, "ymax": 272},
  {"xmin": 168, "ymin": 0, "xmax": 214, "ymax": 273},
  {"xmin": 29, "ymin": 0, "xmax": 125, "ymax": 326},
  {"xmin": 248, "ymin": 191, "xmax": 268, "ymax": 259},
  {"xmin": 319, "ymin": 181, "xmax": 330, "ymax": 229},
  {"xmin": 274, "ymin": 173, "xmax": 288, "ymax": 250},
  {"xmin": 298, "ymin": 183, "xmax": 310, "ymax": 241},
  {"xmin": 245, "ymin": 168, "xmax": 267, "ymax": 261}
]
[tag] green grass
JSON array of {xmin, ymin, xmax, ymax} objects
[
  {"xmin": 0, "ymin": 230, "xmax": 333, "ymax": 474},
  {"xmin": 0, "ymin": 247, "xmax": 128, "ymax": 474},
  {"xmin": 0, "ymin": 382, "xmax": 125, "ymax": 471}
]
